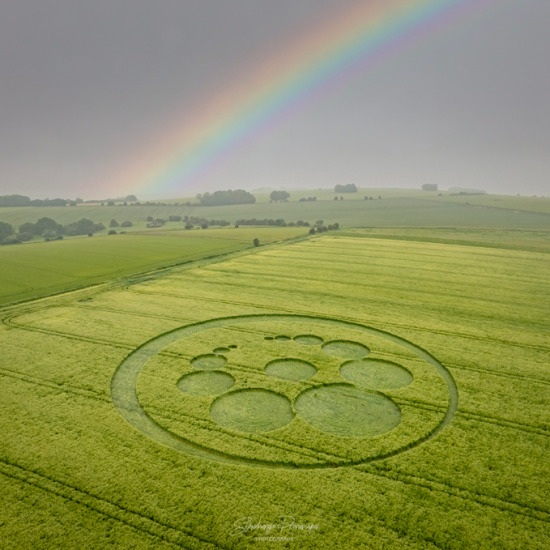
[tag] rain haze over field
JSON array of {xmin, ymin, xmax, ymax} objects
[{"xmin": 0, "ymin": 0, "xmax": 549, "ymax": 199}]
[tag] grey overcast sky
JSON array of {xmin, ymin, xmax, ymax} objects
[{"xmin": 0, "ymin": 0, "xmax": 549, "ymax": 199}]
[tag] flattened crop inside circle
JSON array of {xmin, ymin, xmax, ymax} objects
[{"xmin": 111, "ymin": 314, "xmax": 458, "ymax": 469}]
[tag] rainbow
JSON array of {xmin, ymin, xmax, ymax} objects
[{"xmin": 107, "ymin": 0, "xmax": 492, "ymax": 197}]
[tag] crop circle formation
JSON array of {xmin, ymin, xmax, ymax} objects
[{"xmin": 112, "ymin": 314, "xmax": 457, "ymax": 469}]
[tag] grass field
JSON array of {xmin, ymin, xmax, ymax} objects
[
  {"xmin": 0, "ymin": 227, "xmax": 309, "ymax": 305},
  {"xmin": 2, "ymin": 194, "xmax": 550, "ymax": 233},
  {"xmin": 424, "ymin": 193, "xmax": 550, "ymax": 214},
  {"xmin": 1, "ymin": 229, "xmax": 549, "ymax": 548}
]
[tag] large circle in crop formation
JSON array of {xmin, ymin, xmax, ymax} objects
[{"xmin": 111, "ymin": 314, "xmax": 457, "ymax": 469}]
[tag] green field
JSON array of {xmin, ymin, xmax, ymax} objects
[
  {"xmin": 1, "ymin": 227, "xmax": 549, "ymax": 548},
  {"xmin": 0, "ymin": 227, "xmax": 309, "ymax": 305},
  {"xmin": 2, "ymin": 193, "xmax": 550, "ymax": 234}
]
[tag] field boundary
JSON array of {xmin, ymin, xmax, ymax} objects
[
  {"xmin": 0, "ymin": 232, "xmax": 312, "ymax": 311},
  {"xmin": 337, "ymin": 232, "xmax": 550, "ymax": 254}
]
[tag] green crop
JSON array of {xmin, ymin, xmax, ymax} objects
[{"xmin": 0, "ymin": 230, "xmax": 549, "ymax": 549}]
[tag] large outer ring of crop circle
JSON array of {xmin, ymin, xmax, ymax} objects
[{"xmin": 111, "ymin": 314, "xmax": 458, "ymax": 469}]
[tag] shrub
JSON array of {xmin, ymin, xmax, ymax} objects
[
  {"xmin": 108, "ymin": 229, "xmax": 117, "ymax": 235},
  {"xmin": 18, "ymin": 232, "xmax": 33, "ymax": 242},
  {"xmin": 2, "ymin": 236, "xmax": 21, "ymax": 245},
  {"xmin": 309, "ymin": 228, "xmax": 316, "ymax": 235},
  {"xmin": 253, "ymin": 238, "xmax": 260, "ymax": 247},
  {"xmin": 235, "ymin": 224, "xmax": 239, "ymax": 228},
  {"xmin": 57, "ymin": 235, "xmax": 63, "ymax": 240},
  {"xmin": 109, "ymin": 219, "xmax": 119, "ymax": 228},
  {"xmin": 88, "ymin": 232, "xmax": 93, "ymax": 237},
  {"xmin": 121, "ymin": 221, "xmax": 132, "ymax": 227},
  {"xmin": 201, "ymin": 223, "xmax": 208, "ymax": 229},
  {"xmin": 334, "ymin": 196, "xmax": 338, "ymax": 201},
  {"xmin": 185, "ymin": 223, "xmax": 193, "ymax": 230}
]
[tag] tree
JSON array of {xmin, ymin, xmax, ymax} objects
[
  {"xmin": 315, "ymin": 220, "xmax": 324, "ymax": 227},
  {"xmin": 108, "ymin": 229, "xmax": 117, "ymax": 235},
  {"xmin": 253, "ymin": 238, "xmax": 260, "ymax": 247},
  {"xmin": 0, "ymin": 195, "xmax": 31, "ymax": 207},
  {"xmin": 334, "ymin": 196, "xmax": 338, "ymax": 201},
  {"xmin": 334, "ymin": 184, "xmax": 357, "ymax": 193},
  {"xmin": 309, "ymin": 228, "xmax": 316, "ymax": 234},
  {"xmin": 107, "ymin": 200, "xmax": 115, "ymax": 206},
  {"xmin": 125, "ymin": 195, "xmax": 137, "ymax": 202},
  {"xmin": 146, "ymin": 216, "xmax": 153, "ymax": 222},
  {"xmin": 197, "ymin": 189, "xmax": 256, "ymax": 207},
  {"xmin": 185, "ymin": 223, "xmax": 193, "ymax": 230},
  {"xmin": 0, "ymin": 221, "xmax": 14, "ymax": 241},
  {"xmin": 64, "ymin": 218, "xmax": 96, "ymax": 236},
  {"xmin": 19, "ymin": 222, "xmax": 35, "ymax": 234},
  {"xmin": 34, "ymin": 217, "xmax": 62, "ymax": 236},
  {"xmin": 270, "ymin": 190, "xmax": 290, "ymax": 202},
  {"xmin": 422, "ymin": 184, "xmax": 438, "ymax": 191},
  {"xmin": 109, "ymin": 219, "xmax": 119, "ymax": 228},
  {"xmin": 201, "ymin": 223, "xmax": 208, "ymax": 229},
  {"xmin": 121, "ymin": 221, "xmax": 132, "ymax": 227}
]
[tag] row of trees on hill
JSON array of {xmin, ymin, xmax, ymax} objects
[
  {"xmin": 0, "ymin": 195, "xmax": 75, "ymax": 207},
  {"xmin": 0, "ymin": 195, "xmax": 140, "ymax": 207},
  {"xmin": 0, "ymin": 217, "xmax": 109, "ymax": 244}
]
